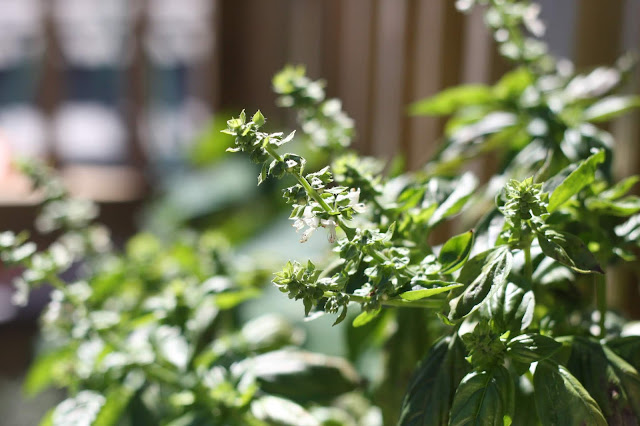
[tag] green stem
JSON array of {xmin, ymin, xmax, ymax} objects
[
  {"xmin": 264, "ymin": 142, "xmax": 357, "ymax": 240},
  {"xmin": 595, "ymin": 274, "xmax": 607, "ymax": 338},
  {"xmin": 524, "ymin": 243, "xmax": 533, "ymax": 285},
  {"xmin": 323, "ymin": 290, "xmax": 443, "ymax": 309}
]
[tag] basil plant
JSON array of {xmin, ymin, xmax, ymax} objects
[{"xmin": 224, "ymin": 1, "xmax": 640, "ymax": 424}]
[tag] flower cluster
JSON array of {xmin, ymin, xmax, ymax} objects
[
  {"xmin": 499, "ymin": 177, "xmax": 548, "ymax": 243},
  {"xmin": 273, "ymin": 65, "xmax": 354, "ymax": 151}
]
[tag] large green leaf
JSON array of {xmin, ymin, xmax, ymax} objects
[
  {"xmin": 547, "ymin": 149, "xmax": 605, "ymax": 212},
  {"xmin": 449, "ymin": 366, "xmax": 514, "ymax": 426},
  {"xmin": 534, "ymin": 360, "xmax": 607, "ymax": 426},
  {"xmin": 507, "ymin": 334, "xmax": 562, "ymax": 364},
  {"xmin": 449, "ymin": 247, "xmax": 513, "ymax": 321},
  {"xmin": 566, "ymin": 337, "xmax": 640, "ymax": 424},
  {"xmin": 537, "ymin": 229, "xmax": 603, "ymax": 274},
  {"xmin": 584, "ymin": 96, "xmax": 640, "ymax": 123},
  {"xmin": 398, "ymin": 337, "xmax": 470, "ymax": 425},
  {"xmin": 251, "ymin": 395, "xmax": 320, "ymax": 426},
  {"xmin": 51, "ymin": 391, "xmax": 106, "ymax": 426},
  {"xmin": 427, "ymin": 173, "xmax": 478, "ymax": 227},
  {"xmin": 408, "ymin": 85, "xmax": 493, "ymax": 116},
  {"xmin": 486, "ymin": 279, "xmax": 535, "ymax": 332},
  {"xmin": 237, "ymin": 350, "xmax": 360, "ymax": 402},
  {"xmin": 606, "ymin": 336, "xmax": 640, "ymax": 371},
  {"xmin": 439, "ymin": 230, "xmax": 475, "ymax": 274},
  {"xmin": 24, "ymin": 347, "xmax": 75, "ymax": 397},
  {"xmin": 585, "ymin": 196, "xmax": 640, "ymax": 217}
]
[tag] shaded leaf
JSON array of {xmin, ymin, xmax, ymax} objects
[
  {"xmin": 399, "ymin": 337, "xmax": 470, "ymax": 425},
  {"xmin": 534, "ymin": 361, "xmax": 607, "ymax": 426},
  {"xmin": 537, "ymin": 229, "xmax": 603, "ymax": 274},
  {"xmin": 239, "ymin": 350, "xmax": 360, "ymax": 403},
  {"xmin": 449, "ymin": 247, "xmax": 513, "ymax": 321},
  {"xmin": 449, "ymin": 366, "xmax": 514, "ymax": 426},
  {"xmin": 506, "ymin": 334, "xmax": 561, "ymax": 364},
  {"xmin": 439, "ymin": 230, "xmax": 475, "ymax": 274},
  {"xmin": 486, "ymin": 279, "xmax": 535, "ymax": 332}
]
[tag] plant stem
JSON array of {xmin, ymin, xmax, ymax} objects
[
  {"xmin": 264, "ymin": 142, "xmax": 357, "ymax": 240},
  {"xmin": 524, "ymin": 243, "xmax": 533, "ymax": 284},
  {"xmin": 323, "ymin": 290, "xmax": 443, "ymax": 309},
  {"xmin": 595, "ymin": 274, "xmax": 607, "ymax": 338}
]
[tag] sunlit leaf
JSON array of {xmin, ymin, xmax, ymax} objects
[{"xmin": 548, "ymin": 149, "xmax": 605, "ymax": 212}]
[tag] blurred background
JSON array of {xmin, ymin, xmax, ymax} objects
[{"xmin": 0, "ymin": 0, "xmax": 638, "ymax": 423}]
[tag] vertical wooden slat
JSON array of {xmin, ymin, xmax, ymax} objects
[
  {"xmin": 289, "ymin": 0, "xmax": 323, "ymax": 77},
  {"xmin": 369, "ymin": 0, "xmax": 408, "ymax": 160},
  {"xmin": 321, "ymin": 0, "xmax": 342, "ymax": 99},
  {"xmin": 219, "ymin": 0, "xmax": 289, "ymax": 121},
  {"xmin": 403, "ymin": 0, "xmax": 466, "ymax": 169},
  {"xmin": 574, "ymin": 0, "xmax": 624, "ymax": 68},
  {"xmin": 338, "ymin": 0, "xmax": 376, "ymax": 153}
]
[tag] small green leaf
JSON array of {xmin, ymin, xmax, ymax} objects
[
  {"xmin": 353, "ymin": 308, "xmax": 382, "ymax": 327},
  {"xmin": 548, "ymin": 149, "xmax": 605, "ymax": 212},
  {"xmin": 252, "ymin": 110, "xmax": 266, "ymax": 127},
  {"xmin": 449, "ymin": 247, "xmax": 513, "ymax": 321},
  {"xmin": 584, "ymin": 95, "xmax": 640, "ymax": 122},
  {"xmin": 506, "ymin": 334, "xmax": 561, "ymax": 364},
  {"xmin": 534, "ymin": 361, "xmax": 607, "ymax": 426},
  {"xmin": 537, "ymin": 229, "xmax": 603, "ymax": 274},
  {"xmin": 439, "ymin": 230, "xmax": 475, "ymax": 273},
  {"xmin": 606, "ymin": 336, "xmax": 640, "ymax": 371},
  {"xmin": 449, "ymin": 366, "xmax": 514, "ymax": 426},
  {"xmin": 408, "ymin": 85, "xmax": 493, "ymax": 116},
  {"xmin": 400, "ymin": 283, "xmax": 463, "ymax": 301}
]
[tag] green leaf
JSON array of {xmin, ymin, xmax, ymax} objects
[
  {"xmin": 603, "ymin": 346, "xmax": 640, "ymax": 421},
  {"xmin": 493, "ymin": 67, "xmax": 534, "ymax": 100},
  {"xmin": 486, "ymin": 279, "xmax": 535, "ymax": 332},
  {"xmin": 353, "ymin": 308, "xmax": 382, "ymax": 327},
  {"xmin": 533, "ymin": 360, "xmax": 607, "ymax": 426},
  {"xmin": 584, "ymin": 96, "xmax": 640, "ymax": 122},
  {"xmin": 93, "ymin": 385, "xmax": 137, "ymax": 426},
  {"xmin": 439, "ymin": 230, "xmax": 475, "ymax": 274},
  {"xmin": 239, "ymin": 350, "xmax": 360, "ymax": 403},
  {"xmin": 585, "ymin": 196, "xmax": 640, "ymax": 217},
  {"xmin": 399, "ymin": 337, "xmax": 470, "ymax": 425},
  {"xmin": 400, "ymin": 283, "xmax": 463, "ymax": 301},
  {"xmin": 606, "ymin": 336, "xmax": 640, "ymax": 371},
  {"xmin": 449, "ymin": 247, "xmax": 513, "ymax": 321},
  {"xmin": 506, "ymin": 334, "xmax": 561, "ymax": 364},
  {"xmin": 547, "ymin": 149, "xmax": 606, "ymax": 212},
  {"xmin": 565, "ymin": 337, "xmax": 640, "ymax": 423},
  {"xmin": 449, "ymin": 366, "xmax": 514, "ymax": 426},
  {"xmin": 599, "ymin": 175, "xmax": 640, "ymax": 200},
  {"xmin": 52, "ymin": 391, "xmax": 106, "ymax": 426},
  {"xmin": 251, "ymin": 395, "xmax": 320, "ymax": 426},
  {"xmin": 408, "ymin": 85, "xmax": 493, "ymax": 116},
  {"xmin": 537, "ymin": 229, "xmax": 603, "ymax": 274},
  {"xmin": 24, "ymin": 347, "xmax": 74, "ymax": 397},
  {"xmin": 252, "ymin": 110, "xmax": 266, "ymax": 127},
  {"xmin": 427, "ymin": 173, "xmax": 478, "ymax": 227}
]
